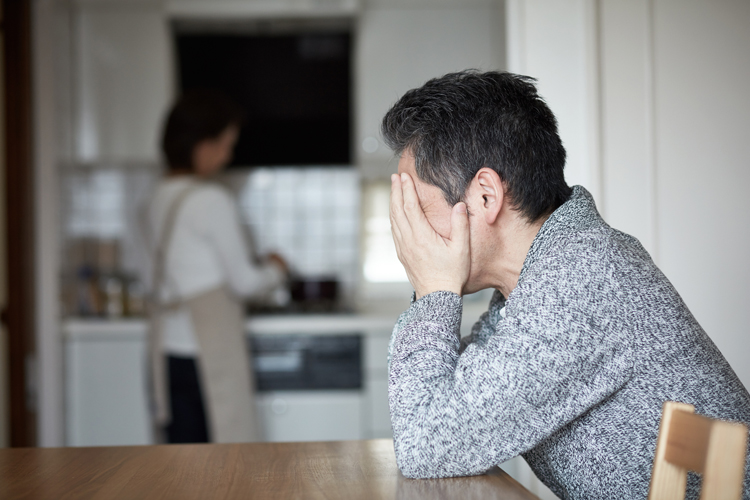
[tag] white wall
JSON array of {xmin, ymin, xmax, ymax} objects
[
  {"xmin": 651, "ymin": 0, "xmax": 750, "ymax": 387},
  {"xmin": 600, "ymin": 0, "xmax": 750, "ymax": 388},
  {"xmin": 507, "ymin": 0, "xmax": 600, "ymax": 201},
  {"xmin": 356, "ymin": 0, "xmax": 506, "ymax": 179},
  {"xmin": 510, "ymin": 0, "xmax": 750, "ymax": 391},
  {"xmin": 599, "ymin": 0, "xmax": 655, "ymax": 252}
]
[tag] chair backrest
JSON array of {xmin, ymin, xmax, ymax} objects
[{"xmin": 649, "ymin": 401, "xmax": 748, "ymax": 500}]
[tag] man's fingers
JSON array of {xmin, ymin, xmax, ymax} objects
[
  {"xmin": 390, "ymin": 174, "xmax": 411, "ymax": 267},
  {"xmin": 449, "ymin": 202, "xmax": 470, "ymax": 250},
  {"xmin": 392, "ymin": 229, "xmax": 404, "ymax": 264},
  {"xmin": 390, "ymin": 174, "xmax": 402, "ymax": 216},
  {"xmin": 389, "ymin": 171, "xmax": 471, "ymax": 297},
  {"xmin": 399, "ymin": 173, "xmax": 432, "ymax": 237},
  {"xmin": 390, "ymin": 174, "xmax": 411, "ymax": 236}
]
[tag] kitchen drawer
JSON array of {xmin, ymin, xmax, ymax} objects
[{"xmin": 256, "ymin": 391, "xmax": 363, "ymax": 442}]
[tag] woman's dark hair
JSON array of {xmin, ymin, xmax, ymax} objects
[
  {"xmin": 161, "ymin": 90, "xmax": 244, "ymax": 171},
  {"xmin": 381, "ymin": 70, "xmax": 571, "ymax": 223}
]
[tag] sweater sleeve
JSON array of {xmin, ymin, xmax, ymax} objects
[
  {"xmin": 388, "ymin": 257, "xmax": 635, "ymax": 479},
  {"xmin": 194, "ymin": 187, "xmax": 285, "ymax": 299}
]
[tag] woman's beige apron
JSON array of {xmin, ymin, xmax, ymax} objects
[{"xmin": 148, "ymin": 182, "xmax": 261, "ymax": 443}]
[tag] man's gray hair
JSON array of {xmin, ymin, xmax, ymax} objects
[{"xmin": 381, "ymin": 70, "xmax": 571, "ymax": 223}]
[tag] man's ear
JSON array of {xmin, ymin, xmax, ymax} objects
[{"xmin": 471, "ymin": 168, "xmax": 504, "ymax": 225}]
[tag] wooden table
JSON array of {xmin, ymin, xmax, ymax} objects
[{"xmin": 0, "ymin": 439, "xmax": 538, "ymax": 499}]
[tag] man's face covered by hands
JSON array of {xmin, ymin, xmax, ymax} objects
[
  {"xmin": 397, "ymin": 152, "xmax": 454, "ymax": 239},
  {"xmin": 391, "ymin": 150, "xmax": 474, "ymax": 299}
]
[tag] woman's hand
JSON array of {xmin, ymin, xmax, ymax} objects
[
  {"xmin": 265, "ymin": 253, "xmax": 290, "ymax": 277},
  {"xmin": 390, "ymin": 173, "xmax": 471, "ymax": 299}
]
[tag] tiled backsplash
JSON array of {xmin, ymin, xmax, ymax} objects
[
  {"xmin": 229, "ymin": 167, "xmax": 361, "ymax": 301},
  {"xmin": 61, "ymin": 165, "xmax": 361, "ymax": 310},
  {"xmin": 61, "ymin": 164, "xmax": 159, "ymax": 275}
]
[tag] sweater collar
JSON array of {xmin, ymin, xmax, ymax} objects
[{"xmin": 517, "ymin": 185, "xmax": 603, "ymax": 285}]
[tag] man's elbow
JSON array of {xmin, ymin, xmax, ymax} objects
[
  {"xmin": 396, "ymin": 452, "xmax": 441, "ymax": 479},
  {"xmin": 393, "ymin": 432, "xmax": 489, "ymax": 479},
  {"xmin": 393, "ymin": 436, "xmax": 455, "ymax": 479}
]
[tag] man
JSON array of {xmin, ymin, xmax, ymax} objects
[{"xmin": 384, "ymin": 70, "xmax": 750, "ymax": 499}]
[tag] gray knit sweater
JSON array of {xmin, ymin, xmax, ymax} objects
[{"xmin": 388, "ymin": 186, "xmax": 750, "ymax": 499}]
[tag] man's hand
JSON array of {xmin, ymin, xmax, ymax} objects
[{"xmin": 390, "ymin": 172, "xmax": 471, "ymax": 299}]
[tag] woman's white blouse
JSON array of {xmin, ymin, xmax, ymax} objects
[{"xmin": 144, "ymin": 177, "xmax": 284, "ymax": 356}]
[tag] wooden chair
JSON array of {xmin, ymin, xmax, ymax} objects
[{"xmin": 649, "ymin": 401, "xmax": 748, "ymax": 500}]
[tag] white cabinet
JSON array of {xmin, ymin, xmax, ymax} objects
[
  {"xmin": 355, "ymin": 1, "xmax": 505, "ymax": 178},
  {"xmin": 64, "ymin": 321, "xmax": 152, "ymax": 446},
  {"xmin": 73, "ymin": 2, "xmax": 173, "ymax": 162}
]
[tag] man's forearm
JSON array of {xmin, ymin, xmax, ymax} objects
[{"xmin": 388, "ymin": 291, "xmax": 472, "ymax": 478}]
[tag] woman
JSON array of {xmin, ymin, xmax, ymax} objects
[{"xmin": 145, "ymin": 90, "xmax": 286, "ymax": 443}]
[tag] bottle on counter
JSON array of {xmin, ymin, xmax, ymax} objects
[
  {"xmin": 76, "ymin": 264, "xmax": 101, "ymax": 316},
  {"xmin": 65, "ymin": 237, "xmax": 100, "ymax": 317},
  {"xmin": 64, "ymin": 237, "xmax": 149, "ymax": 318},
  {"xmin": 100, "ymin": 272, "xmax": 125, "ymax": 318},
  {"xmin": 95, "ymin": 239, "xmax": 125, "ymax": 318},
  {"xmin": 124, "ymin": 275, "xmax": 146, "ymax": 317}
]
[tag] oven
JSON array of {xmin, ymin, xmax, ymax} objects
[
  {"xmin": 250, "ymin": 334, "xmax": 362, "ymax": 391},
  {"xmin": 249, "ymin": 332, "xmax": 364, "ymax": 442}
]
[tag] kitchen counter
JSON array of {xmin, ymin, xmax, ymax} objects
[
  {"xmin": 61, "ymin": 292, "xmax": 493, "ymax": 340},
  {"xmin": 62, "ymin": 312, "xmax": 399, "ymax": 339}
]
